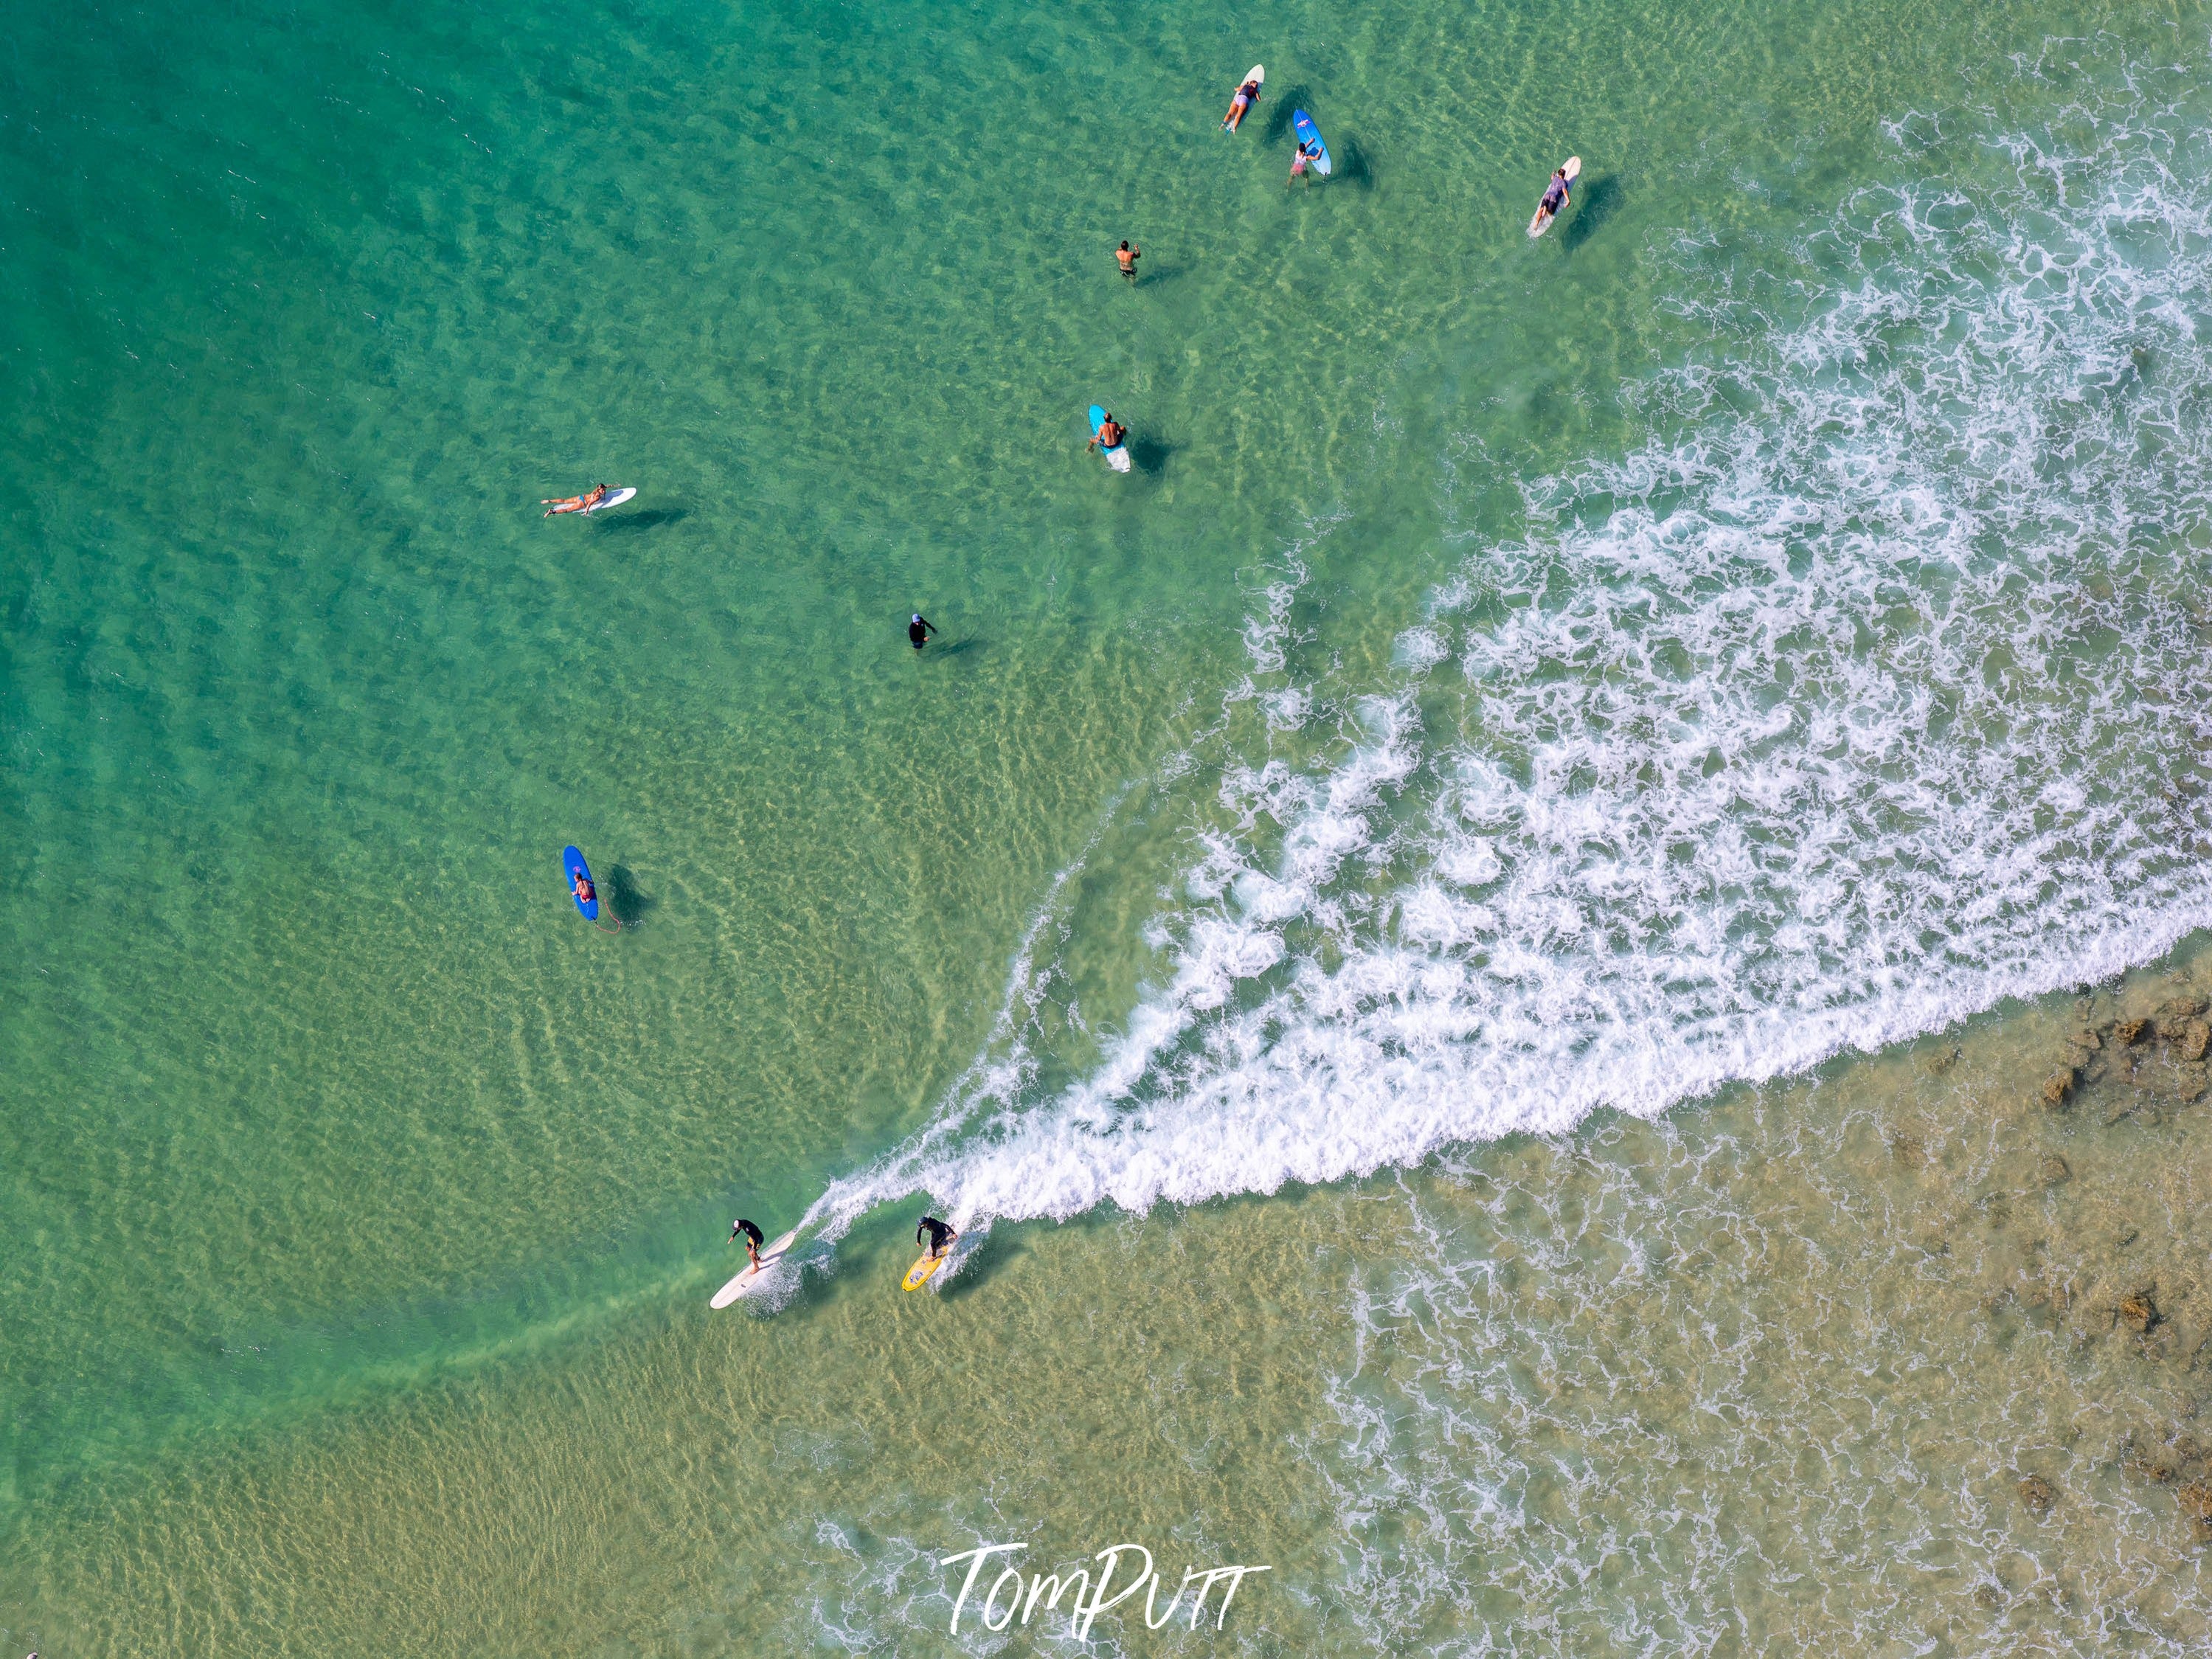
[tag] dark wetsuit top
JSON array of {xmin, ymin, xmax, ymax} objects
[
  {"xmin": 909, "ymin": 614, "xmax": 935, "ymax": 648},
  {"xmin": 918, "ymin": 1216, "xmax": 954, "ymax": 1253},
  {"xmin": 734, "ymin": 1219, "xmax": 764, "ymax": 1250}
]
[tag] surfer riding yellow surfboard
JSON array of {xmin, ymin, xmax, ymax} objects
[{"xmin": 902, "ymin": 1213, "xmax": 958, "ymax": 1291}]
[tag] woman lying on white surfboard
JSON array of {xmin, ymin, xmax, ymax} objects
[
  {"xmin": 543, "ymin": 483, "xmax": 608, "ymax": 516},
  {"xmin": 541, "ymin": 483, "xmax": 637, "ymax": 516},
  {"xmin": 1222, "ymin": 67, "xmax": 1263, "ymax": 132}
]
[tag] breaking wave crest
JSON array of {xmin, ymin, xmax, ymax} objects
[{"xmin": 804, "ymin": 39, "xmax": 2212, "ymax": 1248}]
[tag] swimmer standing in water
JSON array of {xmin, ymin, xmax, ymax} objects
[
  {"xmin": 1116, "ymin": 240, "xmax": 1142, "ymax": 280},
  {"xmin": 909, "ymin": 612, "xmax": 937, "ymax": 650}
]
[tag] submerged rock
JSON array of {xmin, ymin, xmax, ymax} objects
[
  {"xmin": 2018, "ymin": 1474, "xmax": 2055, "ymax": 1514},
  {"xmin": 2121, "ymin": 1288, "xmax": 2162, "ymax": 1334},
  {"xmin": 2040, "ymin": 1154, "xmax": 2072, "ymax": 1185},
  {"xmin": 2180, "ymin": 1479, "xmax": 2212, "ymax": 1542}
]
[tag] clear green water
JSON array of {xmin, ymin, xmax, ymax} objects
[{"xmin": 8, "ymin": 0, "xmax": 2212, "ymax": 1650}]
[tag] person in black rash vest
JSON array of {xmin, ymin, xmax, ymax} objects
[
  {"xmin": 730, "ymin": 1217, "xmax": 765, "ymax": 1268},
  {"xmin": 909, "ymin": 612, "xmax": 937, "ymax": 650},
  {"xmin": 916, "ymin": 1214, "xmax": 957, "ymax": 1261}
]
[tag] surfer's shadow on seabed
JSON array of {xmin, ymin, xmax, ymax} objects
[
  {"xmin": 1559, "ymin": 174, "xmax": 1622, "ymax": 252},
  {"xmin": 1333, "ymin": 136, "xmax": 1374, "ymax": 189},
  {"xmin": 1126, "ymin": 434, "xmax": 1180, "ymax": 477}
]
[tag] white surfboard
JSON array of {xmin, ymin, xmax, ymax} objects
[
  {"xmin": 1528, "ymin": 156, "xmax": 1581, "ymax": 238},
  {"xmin": 710, "ymin": 1227, "xmax": 799, "ymax": 1307},
  {"xmin": 580, "ymin": 486, "xmax": 637, "ymax": 513}
]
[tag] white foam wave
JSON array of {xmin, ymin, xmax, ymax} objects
[{"xmin": 810, "ymin": 43, "xmax": 2212, "ymax": 1242}]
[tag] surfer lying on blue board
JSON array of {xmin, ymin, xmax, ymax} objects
[
  {"xmin": 1089, "ymin": 414, "xmax": 1127, "ymax": 452},
  {"xmin": 730, "ymin": 1218, "xmax": 765, "ymax": 1268},
  {"xmin": 1223, "ymin": 77, "xmax": 1260, "ymax": 131},
  {"xmin": 917, "ymin": 1214, "xmax": 957, "ymax": 1262},
  {"xmin": 542, "ymin": 483, "xmax": 608, "ymax": 517},
  {"xmin": 572, "ymin": 867, "xmax": 597, "ymax": 908}
]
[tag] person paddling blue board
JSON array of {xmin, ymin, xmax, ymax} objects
[{"xmin": 564, "ymin": 845, "xmax": 620, "ymax": 930}]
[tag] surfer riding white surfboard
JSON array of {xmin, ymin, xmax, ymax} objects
[
  {"xmin": 710, "ymin": 1222, "xmax": 800, "ymax": 1307},
  {"xmin": 1528, "ymin": 156, "xmax": 1581, "ymax": 238}
]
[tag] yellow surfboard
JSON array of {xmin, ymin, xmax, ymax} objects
[{"xmin": 901, "ymin": 1252, "xmax": 946, "ymax": 1292}]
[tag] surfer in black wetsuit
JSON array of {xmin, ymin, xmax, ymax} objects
[
  {"xmin": 917, "ymin": 1214, "xmax": 957, "ymax": 1261},
  {"xmin": 730, "ymin": 1217, "xmax": 765, "ymax": 1268},
  {"xmin": 909, "ymin": 612, "xmax": 937, "ymax": 650}
]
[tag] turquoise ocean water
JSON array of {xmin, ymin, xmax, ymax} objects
[{"xmin": 10, "ymin": 0, "xmax": 2212, "ymax": 1650}]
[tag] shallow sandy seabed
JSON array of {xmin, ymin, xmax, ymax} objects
[{"xmin": 9, "ymin": 947, "xmax": 2212, "ymax": 1657}]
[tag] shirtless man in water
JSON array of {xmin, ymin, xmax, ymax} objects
[
  {"xmin": 1116, "ymin": 240, "xmax": 1142, "ymax": 280},
  {"xmin": 1089, "ymin": 413, "xmax": 1127, "ymax": 452}
]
